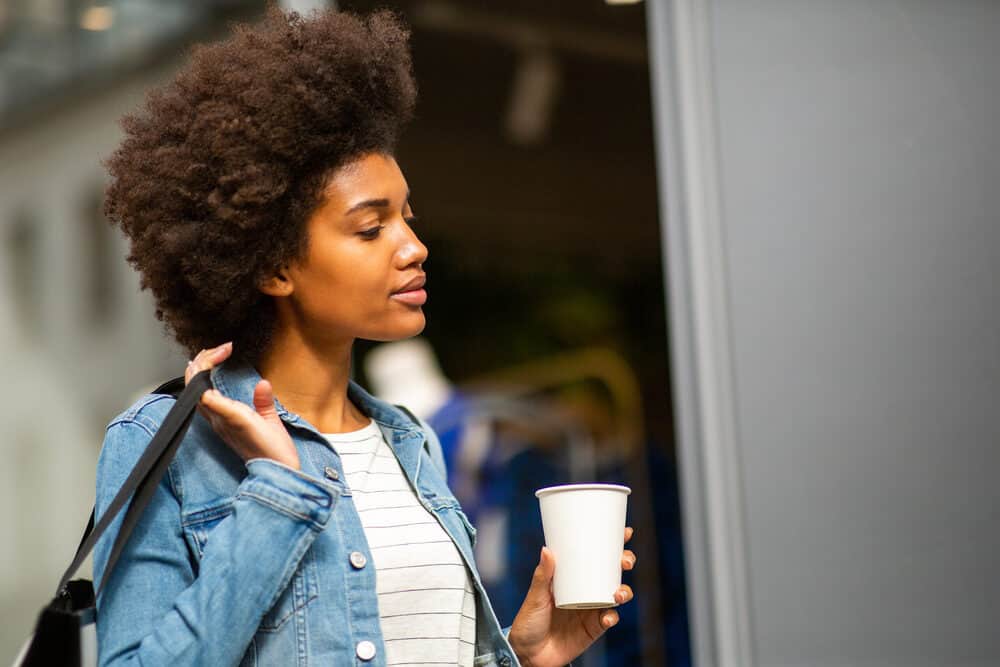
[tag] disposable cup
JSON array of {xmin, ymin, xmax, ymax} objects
[{"xmin": 535, "ymin": 483, "xmax": 631, "ymax": 609}]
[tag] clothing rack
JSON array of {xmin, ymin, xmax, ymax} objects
[{"xmin": 452, "ymin": 346, "xmax": 668, "ymax": 667}]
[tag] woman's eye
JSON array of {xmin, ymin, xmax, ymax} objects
[{"xmin": 359, "ymin": 215, "xmax": 415, "ymax": 240}]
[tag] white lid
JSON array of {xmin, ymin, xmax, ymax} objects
[{"xmin": 535, "ymin": 483, "xmax": 631, "ymax": 498}]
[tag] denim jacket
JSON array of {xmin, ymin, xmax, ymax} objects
[{"xmin": 92, "ymin": 360, "xmax": 520, "ymax": 667}]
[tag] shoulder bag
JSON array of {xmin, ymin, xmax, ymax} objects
[{"xmin": 13, "ymin": 371, "xmax": 212, "ymax": 667}]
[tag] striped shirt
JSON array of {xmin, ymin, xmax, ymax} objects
[{"xmin": 323, "ymin": 419, "xmax": 476, "ymax": 667}]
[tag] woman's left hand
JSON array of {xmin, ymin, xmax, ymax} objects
[{"xmin": 508, "ymin": 527, "xmax": 636, "ymax": 667}]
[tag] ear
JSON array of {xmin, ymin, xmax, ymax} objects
[{"xmin": 259, "ymin": 268, "xmax": 294, "ymax": 297}]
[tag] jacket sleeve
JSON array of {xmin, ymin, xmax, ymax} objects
[{"xmin": 93, "ymin": 419, "xmax": 336, "ymax": 666}]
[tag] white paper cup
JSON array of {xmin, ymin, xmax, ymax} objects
[{"xmin": 535, "ymin": 483, "xmax": 631, "ymax": 609}]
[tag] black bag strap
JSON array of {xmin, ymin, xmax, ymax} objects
[{"xmin": 58, "ymin": 371, "xmax": 212, "ymax": 597}]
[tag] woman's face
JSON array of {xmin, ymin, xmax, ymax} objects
[{"xmin": 274, "ymin": 152, "xmax": 428, "ymax": 343}]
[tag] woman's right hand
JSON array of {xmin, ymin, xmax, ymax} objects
[{"xmin": 185, "ymin": 342, "xmax": 301, "ymax": 470}]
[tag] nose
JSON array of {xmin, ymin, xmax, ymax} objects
[{"xmin": 396, "ymin": 216, "xmax": 428, "ymax": 268}]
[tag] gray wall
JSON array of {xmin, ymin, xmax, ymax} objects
[{"xmin": 650, "ymin": 1, "xmax": 1000, "ymax": 666}]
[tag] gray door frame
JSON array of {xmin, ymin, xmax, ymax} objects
[{"xmin": 646, "ymin": 1, "xmax": 754, "ymax": 665}]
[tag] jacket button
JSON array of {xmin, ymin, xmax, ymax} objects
[
  {"xmin": 349, "ymin": 551, "xmax": 367, "ymax": 569},
  {"xmin": 356, "ymin": 640, "xmax": 376, "ymax": 661},
  {"xmin": 499, "ymin": 655, "xmax": 512, "ymax": 667},
  {"xmin": 323, "ymin": 466, "xmax": 339, "ymax": 481}
]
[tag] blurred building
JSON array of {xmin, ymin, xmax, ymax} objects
[
  {"xmin": 0, "ymin": 1, "xmax": 267, "ymax": 658},
  {"xmin": 1, "ymin": 1, "xmax": 681, "ymax": 665}
]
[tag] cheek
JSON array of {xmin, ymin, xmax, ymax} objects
[{"xmin": 300, "ymin": 255, "xmax": 386, "ymax": 314}]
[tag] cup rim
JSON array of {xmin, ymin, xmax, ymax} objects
[{"xmin": 534, "ymin": 483, "xmax": 632, "ymax": 498}]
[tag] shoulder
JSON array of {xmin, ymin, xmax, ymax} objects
[
  {"xmin": 97, "ymin": 393, "xmax": 177, "ymax": 484},
  {"xmin": 106, "ymin": 393, "xmax": 176, "ymax": 436}
]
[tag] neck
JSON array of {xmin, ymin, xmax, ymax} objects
[{"xmin": 256, "ymin": 326, "xmax": 368, "ymax": 434}]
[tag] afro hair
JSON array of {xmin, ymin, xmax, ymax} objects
[{"xmin": 103, "ymin": 4, "xmax": 417, "ymax": 362}]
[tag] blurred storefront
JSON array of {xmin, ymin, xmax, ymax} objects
[{"xmin": 0, "ymin": 2, "xmax": 688, "ymax": 664}]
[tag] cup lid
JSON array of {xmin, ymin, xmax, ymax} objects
[{"xmin": 535, "ymin": 483, "xmax": 631, "ymax": 498}]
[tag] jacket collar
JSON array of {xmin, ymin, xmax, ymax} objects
[{"xmin": 209, "ymin": 359, "xmax": 422, "ymax": 440}]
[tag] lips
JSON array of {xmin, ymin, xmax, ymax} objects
[{"xmin": 392, "ymin": 274, "xmax": 426, "ymax": 294}]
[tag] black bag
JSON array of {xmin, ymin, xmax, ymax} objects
[{"xmin": 16, "ymin": 371, "xmax": 212, "ymax": 667}]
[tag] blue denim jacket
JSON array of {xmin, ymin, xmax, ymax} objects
[{"xmin": 92, "ymin": 360, "xmax": 520, "ymax": 667}]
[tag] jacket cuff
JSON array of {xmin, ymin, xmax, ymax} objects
[{"xmin": 240, "ymin": 458, "xmax": 338, "ymax": 529}]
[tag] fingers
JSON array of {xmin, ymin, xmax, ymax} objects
[
  {"xmin": 185, "ymin": 341, "xmax": 233, "ymax": 385},
  {"xmin": 519, "ymin": 546, "xmax": 556, "ymax": 611},
  {"xmin": 252, "ymin": 380, "xmax": 280, "ymax": 422},
  {"xmin": 622, "ymin": 527, "xmax": 636, "ymax": 571},
  {"xmin": 198, "ymin": 390, "xmax": 259, "ymax": 444},
  {"xmin": 584, "ymin": 585, "xmax": 630, "ymax": 641},
  {"xmin": 200, "ymin": 389, "xmax": 255, "ymax": 425},
  {"xmin": 196, "ymin": 390, "xmax": 258, "ymax": 460},
  {"xmin": 532, "ymin": 546, "xmax": 556, "ymax": 586},
  {"xmin": 614, "ymin": 584, "xmax": 633, "ymax": 605},
  {"xmin": 583, "ymin": 607, "xmax": 619, "ymax": 641},
  {"xmin": 198, "ymin": 389, "xmax": 257, "ymax": 443}
]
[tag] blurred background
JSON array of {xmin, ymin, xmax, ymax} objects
[
  {"xmin": 0, "ymin": 0, "xmax": 687, "ymax": 665},
  {"xmin": 4, "ymin": 1, "xmax": 1000, "ymax": 667}
]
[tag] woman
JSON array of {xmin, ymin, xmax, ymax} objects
[{"xmin": 94, "ymin": 6, "xmax": 635, "ymax": 666}]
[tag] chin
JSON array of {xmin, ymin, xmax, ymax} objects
[{"xmin": 367, "ymin": 316, "xmax": 426, "ymax": 342}]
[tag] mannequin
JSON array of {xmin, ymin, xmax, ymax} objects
[{"xmin": 363, "ymin": 337, "xmax": 453, "ymax": 420}]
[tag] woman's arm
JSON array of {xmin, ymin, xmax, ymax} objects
[{"xmin": 93, "ymin": 419, "xmax": 336, "ymax": 666}]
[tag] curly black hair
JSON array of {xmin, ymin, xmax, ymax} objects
[{"xmin": 103, "ymin": 4, "xmax": 417, "ymax": 362}]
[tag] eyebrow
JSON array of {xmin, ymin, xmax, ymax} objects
[{"xmin": 344, "ymin": 190, "xmax": 411, "ymax": 216}]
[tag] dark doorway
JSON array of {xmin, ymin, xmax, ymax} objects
[{"xmin": 346, "ymin": 2, "xmax": 690, "ymax": 665}]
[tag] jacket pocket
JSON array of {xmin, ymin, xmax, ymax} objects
[
  {"xmin": 257, "ymin": 547, "xmax": 318, "ymax": 632},
  {"xmin": 181, "ymin": 499, "xmax": 319, "ymax": 632},
  {"xmin": 182, "ymin": 500, "xmax": 235, "ymax": 559}
]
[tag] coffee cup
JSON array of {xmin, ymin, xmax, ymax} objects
[{"xmin": 535, "ymin": 483, "xmax": 631, "ymax": 609}]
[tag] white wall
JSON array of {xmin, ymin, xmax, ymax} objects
[
  {"xmin": 650, "ymin": 1, "xmax": 1000, "ymax": 666},
  {"xmin": 0, "ymin": 61, "xmax": 188, "ymax": 660}
]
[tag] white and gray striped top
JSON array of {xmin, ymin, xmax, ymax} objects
[{"xmin": 323, "ymin": 419, "xmax": 476, "ymax": 667}]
